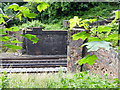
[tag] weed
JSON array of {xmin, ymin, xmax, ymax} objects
[{"xmin": 0, "ymin": 71, "xmax": 9, "ymax": 89}]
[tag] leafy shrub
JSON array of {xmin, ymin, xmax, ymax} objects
[
  {"xmin": 16, "ymin": 20, "xmax": 44, "ymax": 29},
  {"xmin": 45, "ymin": 71, "xmax": 119, "ymax": 88}
]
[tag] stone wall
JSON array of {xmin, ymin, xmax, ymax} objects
[
  {"xmin": 67, "ymin": 29, "xmax": 119, "ymax": 79},
  {"xmin": 83, "ymin": 48, "xmax": 119, "ymax": 79},
  {"xmin": 67, "ymin": 30, "xmax": 84, "ymax": 72},
  {"xmin": 25, "ymin": 28, "xmax": 67, "ymax": 55}
]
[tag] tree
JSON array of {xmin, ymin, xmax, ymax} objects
[
  {"xmin": 0, "ymin": 2, "xmax": 49, "ymax": 51},
  {"xmin": 69, "ymin": 9, "xmax": 119, "ymax": 67}
]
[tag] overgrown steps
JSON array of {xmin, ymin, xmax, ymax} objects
[{"xmin": 0, "ymin": 54, "xmax": 67, "ymax": 73}]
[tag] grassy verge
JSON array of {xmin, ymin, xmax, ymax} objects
[{"xmin": 0, "ymin": 71, "xmax": 118, "ymax": 88}]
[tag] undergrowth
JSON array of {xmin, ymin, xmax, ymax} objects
[
  {"xmin": 14, "ymin": 20, "xmax": 66, "ymax": 30},
  {"xmin": 0, "ymin": 71, "xmax": 119, "ymax": 88}
]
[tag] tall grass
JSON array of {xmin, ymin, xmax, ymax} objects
[{"xmin": 1, "ymin": 70, "xmax": 118, "ymax": 88}]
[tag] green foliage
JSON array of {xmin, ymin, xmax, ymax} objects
[
  {"xmin": 5, "ymin": 26, "xmax": 19, "ymax": 32},
  {"xmin": 11, "ymin": 40, "xmax": 23, "ymax": 44},
  {"xmin": 69, "ymin": 16, "xmax": 97, "ymax": 30},
  {"xmin": 16, "ymin": 20, "xmax": 65, "ymax": 30},
  {"xmin": 23, "ymin": 2, "xmax": 118, "ymax": 25},
  {"xmin": 112, "ymin": 10, "xmax": 120, "ymax": 23},
  {"xmin": 90, "ymin": 23, "xmax": 118, "ymax": 47},
  {"xmin": 96, "ymin": 26, "xmax": 112, "ymax": 33},
  {"xmin": 105, "ymin": 34, "xmax": 118, "ymax": 41},
  {"xmin": 8, "ymin": 3, "xmax": 37, "ymax": 19},
  {"xmin": 1, "ymin": 2, "xmax": 118, "ymax": 27},
  {"xmin": 8, "ymin": 3, "xmax": 19, "ymax": 11},
  {"xmin": 1, "ymin": 2, "xmax": 49, "ymax": 50},
  {"xmin": 82, "ymin": 41, "xmax": 112, "ymax": 52},
  {"xmin": 81, "ymin": 2, "xmax": 118, "ymax": 19},
  {"xmin": 0, "ymin": 72, "xmax": 9, "ymax": 89},
  {"xmin": 37, "ymin": 2, "xmax": 49, "ymax": 12},
  {"xmin": 88, "ymin": 37, "xmax": 101, "ymax": 42},
  {"xmin": 8, "ymin": 71, "xmax": 118, "ymax": 88},
  {"xmin": 20, "ymin": 34, "xmax": 39, "ymax": 44},
  {"xmin": 3, "ymin": 44, "xmax": 22, "ymax": 49},
  {"xmin": 69, "ymin": 16, "xmax": 80, "ymax": 30},
  {"xmin": 71, "ymin": 31, "xmax": 90, "ymax": 41},
  {"xmin": 2, "ymin": 36, "xmax": 10, "ymax": 42},
  {"xmin": 76, "ymin": 55, "xmax": 98, "ymax": 66},
  {"xmin": 0, "ymin": 14, "xmax": 6, "ymax": 24},
  {"xmin": 16, "ymin": 20, "xmax": 44, "ymax": 29},
  {"xmin": 70, "ymin": 9, "xmax": 118, "ymax": 66}
]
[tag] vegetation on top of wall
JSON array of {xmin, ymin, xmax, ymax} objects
[{"xmin": 15, "ymin": 20, "xmax": 65, "ymax": 30}]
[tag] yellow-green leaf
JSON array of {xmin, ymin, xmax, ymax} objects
[
  {"xmin": 3, "ymin": 44, "xmax": 22, "ymax": 49},
  {"xmin": 76, "ymin": 55, "xmax": 98, "ymax": 66},
  {"xmin": 37, "ymin": 2, "xmax": 49, "ymax": 12},
  {"xmin": 71, "ymin": 31, "xmax": 90, "ymax": 41},
  {"xmin": 8, "ymin": 3, "xmax": 19, "ymax": 11},
  {"xmin": 11, "ymin": 40, "xmax": 23, "ymax": 43},
  {"xmin": 69, "ymin": 16, "xmax": 80, "ymax": 30}
]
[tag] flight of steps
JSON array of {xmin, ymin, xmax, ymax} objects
[{"xmin": 0, "ymin": 54, "xmax": 67, "ymax": 73}]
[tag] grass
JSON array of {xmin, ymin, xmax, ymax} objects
[{"xmin": 0, "ymin": 70, "xmax": 118, "ymax": 88}]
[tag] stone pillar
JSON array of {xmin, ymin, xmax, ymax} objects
[{"xmin": 67, "ymin": 29, "xmax": 85, "ymax": 72}]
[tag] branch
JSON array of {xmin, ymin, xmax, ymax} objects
[
  {"xmin": 0, "ymin": 2, "xmax": 34, "ymax": 27},
  {"xmin": 0, "ymin": 11, "xmax": 21, "ymax": 27},
  {"xmin": 0, "ymin": 8, "xmax": 6, "ymax": 16}
]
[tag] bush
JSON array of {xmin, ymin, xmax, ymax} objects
[{"xmin": 16, "ymin": 20, "xmax": 65, "ymax": 30}]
